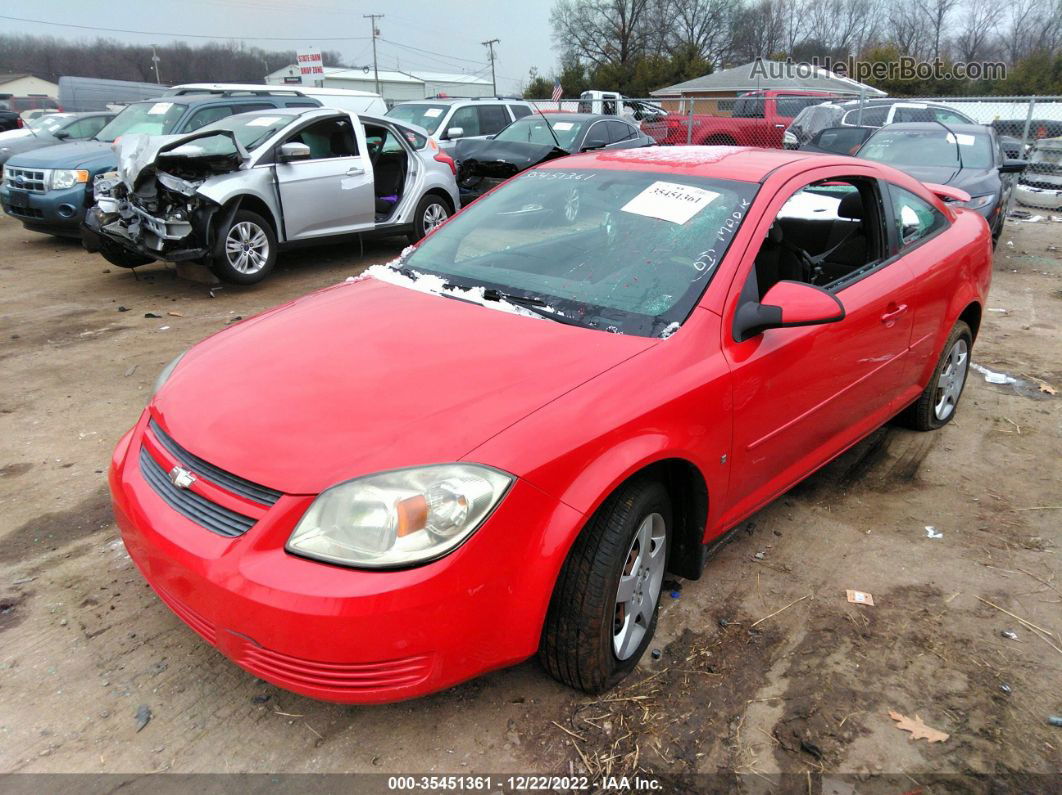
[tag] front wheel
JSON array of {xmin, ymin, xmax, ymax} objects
[
  {"xmin": 209, "ymin": 210, "xmax": 277, "ymax": 285},
  {"xmin": 898, "ymin": 320, "xmax": 972, "ymax": 431},
  {"xmin": 408, "ymin": 194, "xmax": 451, "ymax": 243},
  {"xmin": 540, "ymin": 478, "xmax": 671, "ymax": 693}
]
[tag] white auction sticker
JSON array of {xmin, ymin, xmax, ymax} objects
[
  {"xmin": 247, "ymin": 116, "xmax": 281, "ymax": 127},
  {"xmin": 423, "ymin": 108, "xmax": 443, "ymax": 118},
  {"xmin": 621, "ymin": 180, "xmax": 719, "ymax": 225},
  {"xmin": 147, "ymin": 102, "xmax": 174, "ymax": 116},
  {"xmin": 945, "ymin": 133, "xmax": 976, "ymax": 146},
  {"xmin": 552, "ymin": 122, "xmax": 574, "ymax": 131}
]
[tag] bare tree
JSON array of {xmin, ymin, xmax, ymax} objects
[
  {"xmin": 667, "ymin": 0, "xmax": 742, "ymax": 66},
  {"xmin": 551, "ymin": 0, "xmax": 656, "ymax": 68},
  {"xmin": 921, "ymin": 0, "xmax": 961, "ymax": 59},
  {"xmin": 887, "ymin": 0, "xmax": 933, "ymax": 59},
  {"xmin": 953, "ymin": 0, "xmax": 1003, "ymax": 61}
]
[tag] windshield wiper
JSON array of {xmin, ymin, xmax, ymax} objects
[{"xmin": 479, "ymin": 287, "xmax": 588, "ymax": 327}]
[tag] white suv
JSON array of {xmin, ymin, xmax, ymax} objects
[{"xmin": 386, "ymin": 98, "xmax": 534, "ymax": 155}]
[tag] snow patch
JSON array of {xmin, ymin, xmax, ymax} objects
[
  {"xmin": 659, "ymin": 322, "xmax": 682, "ymax": 339},
  {"xmin": 600, "ymin": 145, "xmax": 746, "ymax": 167}
]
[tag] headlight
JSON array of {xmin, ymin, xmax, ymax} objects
[
  {"xmin": 51, "ymin": 169, "xmax": 89, "ymax": 189},
  {"xmin": 153, "ymin": 352, "xmax": 186, "ymax": 395},
  {"xmin": 783, "ymin": 130, "xmax": 797, "ymax": 147},
  {"xmin": 958, "ymin": 193, "xmax": 994, "ymax": 210},
  {"xmin": 286, "ymin": 464, "xmax": 513, "ymax": 568}
]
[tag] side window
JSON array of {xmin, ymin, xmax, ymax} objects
[
  {"xmin": 476, "ymin": 105, "xmax": 511, "ymax": 135},
  {"xmin": 64, "ymin": 118, "xmax": 103, "ymax": 138},
  {"xmin": 751, "ymin": 178, "xmax": 885, "ymax": 299},
  {"xmin": 284, "ymin": 116, "xmax": 358, "ymax": 159},
  {"xmin": 776, "ymin": 97, "xmax": 814, "ymax": 117},
  {"xmin": 933, "ymin": 108, "xmax": 968, "ymax": 125},
  {"xmin": 842, "ymin": 106, "xmax": 887, "ymax": 126},
  {"xmin": 605, "ymin": 120, "xmax": 634, "ymax": 144},
  {"xmin": 186, "ymin": 105, "xmax": 235, "ymax": 131},
  {"xmin": 234, "ymin": 103, "xmax": 275, "ymax": 114},
  {"xmin": 284, "ymin": 101, "xmax": 319, "ymax": 108},
  {"xmin": 583, "ymin": 122, "xmax": 609, "ymax": 149},
  {"xmin": 447, "ymin": 106, "xmax": 480, "ymax": 137},
  {"xmin": 889, "ymin": 185, "xmax": 947, "ymax": 248},
  {"xmin": 732, "ymin": 97, "xmax": 765, "ymax": 118},
  {"xmin": 892, "ymin": 106, "xmax": 933, "ymax": 123},
  {"xmin": 509, "ymin": 104, "xmax": 533, "ymax": 120}
]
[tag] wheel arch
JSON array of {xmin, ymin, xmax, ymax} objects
[
  {"xmin": 221, "ymin": 194, "xmax": 280, "ymax": 239},
  {"xmin": 423, "ymin": 187, "xmax": 457, "ymax": 214},
  {"xmin": 958, "ymin": 300, "xmax": 982, "ymax": 342}
]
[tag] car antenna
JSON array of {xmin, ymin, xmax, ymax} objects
[{"xmin": 533, "ymin": 102, "xmax": 564, "ymax": 151}]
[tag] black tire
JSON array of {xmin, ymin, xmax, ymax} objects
[
  {"xmin": 540, "ymin": 478, "xmax": 672, "ymax": 693},
  {"xmin": 407, "ymin": 193, "xmax": 451, "ymax": 243},
  {"xmin": 898, "ymin": 320, "xmax": 972, "ymax": 431},
  {"xmin": 208, "ymin": 209, "xmax": 277, "ymax": 285},
  {"xmin": 99, "ymin": 239, "xmax": 155, "ymax": 269}
]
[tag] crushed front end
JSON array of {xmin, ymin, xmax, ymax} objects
[{"xmin": 83, "ymin": 131, "xmax": 246, "ymax": 262}]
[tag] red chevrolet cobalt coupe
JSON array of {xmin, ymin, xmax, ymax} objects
[{"xmin": 111, "ymin": 147, "xmax": 991, "ymax": 702}]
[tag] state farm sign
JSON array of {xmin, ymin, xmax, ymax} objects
[{"xmin": 297, "ymin": 48, "xmax": 324, "ymax": 85}]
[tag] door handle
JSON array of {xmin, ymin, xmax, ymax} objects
[
  {"xmin": 880, "ymin": 303, "xmax": 908, "ymax": 323},
  {"xmin": 774, "ymin": 123, "xmax": 785, "ymax": 128},
  {"xmin": 346, "ymin": 166, "xmax": 365, "ymax": 176}
]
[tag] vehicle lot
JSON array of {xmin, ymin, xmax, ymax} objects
[{"xmin": 1, "ymin": 213, "xmax": 1060, "ymax": 778}]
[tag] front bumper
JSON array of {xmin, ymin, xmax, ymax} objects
[
  {"xmin": 83, "ymin": 206, "xmax": 208, "ymax": 262},
  {"xmin": 110, "ymin": 412, "xmax": 583, "ymax": 703},
  {"xmin": 1015, "ymin": 183, "xmax": 1062, "ymax": 210},
  {"xmin": 0, "ymin": 184, "xmax": 89, "ymax": 236}
]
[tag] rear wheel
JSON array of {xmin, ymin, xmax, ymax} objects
[
  {"xmin": 209, "ymin": 210, "xmax": 277, "ymax": 285},
  {"xmin": 408, "ymin": 193, "xmax": 451, "ymax": 243},
  {"xmin": 540, "ymin": 478, "xmax": 671, "ymax": 693},
  {"xmin": 899, "ymin": 321, "xmax": 972, "ymax": 431}
]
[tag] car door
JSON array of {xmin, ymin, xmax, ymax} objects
[
  {"xmin": 581, "ymin": 121, "xmax": 610, "ymax": 152},
  {"xmin": 274, "ymin": 114, "xmax": 375, "ymax": 239},
  {"xmin": 604, "ymin": 120, "xmax": 639, "ymax": 149},
  {"xmin": 718, "ymin": 167, "xmax": 918, "ymax": 526}
]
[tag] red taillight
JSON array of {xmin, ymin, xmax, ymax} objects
[
  {"xmin": 16, "ymin": 117, "xmax": 23, "ymax": 128},
  {"xmin": 434, "ymin": 151, "xmax": 457, "ymax": 176}
]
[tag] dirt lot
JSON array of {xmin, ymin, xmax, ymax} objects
[{"xmin": 0, "ymin": 211, "xmax": 1060, "ymax": 785}]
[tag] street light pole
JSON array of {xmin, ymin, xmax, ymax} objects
[
  {"xmin": 363, "ymin": 13, "xmax": 384, "ymax": 96},
  {"xmin": 151, "ymin": 45, "xmax": 162, "ymax": 84},
  {"xmin": 482, "ymin": 38, "xmax": 499, "ymax": 96}
]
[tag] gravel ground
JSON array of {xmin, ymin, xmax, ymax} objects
[{"xmin": 0, "ymin": 212, "xmax": 1059, "ymax": 784}]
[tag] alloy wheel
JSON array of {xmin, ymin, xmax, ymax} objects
[
  {"xmin": 225, "ymin": 221, "xmax": 270, "ymax": 275},
  {"xmin": 934, "ymin": 338, "xmax": 968, "ymax": 421},
  {"xmin": 423, "ymin": 202, "xmax": 448, "ymax": 233},
  {"xmin": 613, "ymin": 512, "xmax": 667, "ymax": 660}
]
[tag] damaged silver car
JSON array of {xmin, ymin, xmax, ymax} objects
[{"xmin": 83, "ymin": 108, "xmax": 460, "ymax": 284}]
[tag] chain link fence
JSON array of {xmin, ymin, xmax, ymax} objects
[{"xmin": 527, "ymin": 94, "xmax": 1062, "ymax": 222}]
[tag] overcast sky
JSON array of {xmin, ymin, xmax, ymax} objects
[{"xmin": 2, "ymin": 0, "xmax": 556, "ymax": 93}]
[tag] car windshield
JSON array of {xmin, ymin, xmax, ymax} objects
[
  {"xmin": 859, "ymin": 128, "xmax": 994, "ymax": 169},
  {"xmin": 494, "ymin": 117, "xmax": 586, "ymax": 149},
  {"xmin": 399, "ymin": 167, "xmax": 759, "ymax": 336},
  {"xmin": 197, "ymin": 113, "xmax": 293, "ymax": 150},
  {"xmin": 96, "ymin": 101, "xmax": 186, "ymax": 142},
  {"xmin": 386, "ymin": 103, "xmax": 449, "ymax": 135},
  {"xmin": 28, "ymin": 114, "xmax": 75, "ymax": 133}
]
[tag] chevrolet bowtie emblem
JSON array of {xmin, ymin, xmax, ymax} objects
[{"xmin": 168, "ymin": 466, "xmax": 197, "ymax": 489}]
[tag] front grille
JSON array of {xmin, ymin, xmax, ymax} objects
[
  {"xmin": 237, "ymin": 643, "xmax": 433, "ymax": 693},
  {"xmin": 155, "ymin": 584, "xmax": 216, "ymax": 644},
  {"xmin": 148, "ymin": 419, "xmax": 282, "ymax": 506},
  {"xmin": 1021, "ymin": 177, "xmax": 1062, "ymax": 190},
  {"xmin": 139, "ymin": 447, "xmax": 256, "ymax": 538},
  {"xmin": 5, "ymin": 166, "xmax": 50, "ymax": 193}
]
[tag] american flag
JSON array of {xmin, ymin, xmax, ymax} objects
[{"xmin": 551, "ymin": 79, "xmax": 563, "ymax": 102}]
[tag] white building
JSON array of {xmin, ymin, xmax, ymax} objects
[
  {"xmin": 0, "ymin": 73, "xmax": 60, "ymax": 98},
  {"xmin": 265, "ymin": 65, "xmax": 494, "ymax": 104}
]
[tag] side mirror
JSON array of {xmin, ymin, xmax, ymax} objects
[
  {"xmin": 999, "ymin": 158, "xmax": 1027, "ymax": 173},
  {"xmin": 809, "ymin": 126, "xmax": 873, "ymax": 155},
  {"xmin": 278, "ymin": 141, "xmax": 311, "ymax": 162},
  {"xmin": 581, "ymin": 142, "xmax": 605, "ymax": 152},
  {"xmin": 53, "ymin": 130, "xmax": 70, "ymax": 140},
  {"xmin": 733, "ymin": 280, "xmax": 845, "ymax": 341},
  {"xmin": 445, "ymin": 126, "xmax": 464, "ymax": 139}
]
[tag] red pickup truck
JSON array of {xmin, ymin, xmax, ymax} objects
[{"xmin": 642, "ymin": 90, "xmax": 838, "ymax": 148}]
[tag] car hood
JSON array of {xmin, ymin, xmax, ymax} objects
[
  {"xmin": 6, "ymin": 139, "xmax": 115, "ymax": 171},
  {"xmin": 893, "ymin": 164, "xmax": 999, "ymax": 195},
  {"xmin": 455, "ymin": 138, "xmax": 568, "ymax": 179},
  {"xmin": 0, "ymin": 134, "xmax": 58, "ymax": 163},
  {"xmin": 116, "ymin": 129, "xmax": 247, "ymax": 191},
  {"xmin": 153, "ymin": 276, "xmax": 655, "ymax": 494}
]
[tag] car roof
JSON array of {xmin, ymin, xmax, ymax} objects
[
  {"xmin": 393, "ymin": 97, "xmax": 529, "ymax": 106},
  {"xmin": 525, "ymin": 112, "xmax": 618, "ymax": 122},
  {"xmin": 544, "ymin": 146, "xmax": 826, "ymax": 183},
  {"xmin": 128, "ymin": 94, "xmax": 299, "ymax": 108}
]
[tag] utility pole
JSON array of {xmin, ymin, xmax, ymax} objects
[
  {"xmin": 482, "ymin": 38, "xmax": 499, "ymax": 95},
  {"xmin": 151, "ymin": 45, "xmax": 162, "ymax": 84},
  {"xmin": 363, "ymin": 13, "xmax": 384, "ymax": 96}
]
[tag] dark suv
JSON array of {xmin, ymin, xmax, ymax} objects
[
  {"xmin": 0, "ymin": 95, "xmax": 62, "ymax": 131},
  {"xmin": 1, "ymin": 91, "xmax": 321, "ymax": 237}
]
